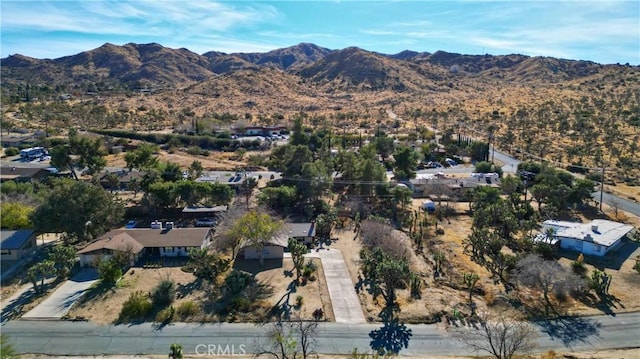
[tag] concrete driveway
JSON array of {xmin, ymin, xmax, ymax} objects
[
  {"xmin": 22, "ymin": 268, "xmax": 98, "ymax": 320},
  {"xmin": 306, "ymin": 249, "xmax": 366, "ymax": 324}
]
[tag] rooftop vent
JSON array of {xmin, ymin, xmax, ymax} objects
[
  {"xmin": 165, "ymin": 221, "xmax": 174, "ymax": 230},
  {"xmin": 591, "ymin": 224, "xmax": 599, "ymax": 233},
  {"xmin": 151, "ymin": 220, "xmax": 162, "ymax": 229},
  {"xmin": 584, "ymin": 234, "xmax": 593, "ymax": 242}
]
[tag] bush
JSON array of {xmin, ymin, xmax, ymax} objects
[
  {"xmin": 97, "ymin": 257, "xmax": 122, "ymax": 286},
  {"xmin": 295, "ymin": 295, "xmax": 304, "ymax": 307},
  {"xmin": 186, "ymin": 146, "xmax": 204, "ymax": 156},
  {"xmin": 152, "ymin": 279, "xmax": 175, "ymax": 307},
  {"xmin": 155, "ymin": 305, "xmax": 175, "ymax": 323},
  {"xmin": 303, "ymin": 260, "xmax": 317, "ymax": 279},
  {"xmin": 176, "ymin": 300, "xmax": 200, "ymax": 319},
  {"xmin": 4, "ymin": 147, "xmax": 19, "ymax": 156},
  {"xmin": 119, "ymin": 291, "xmax": 152, "ymax": 322}
]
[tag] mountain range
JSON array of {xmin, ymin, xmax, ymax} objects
[{"xmin": 0, "ymin": 42, "xmax": 620, "ymax": 89}]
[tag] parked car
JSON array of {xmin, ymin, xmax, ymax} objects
[
  {"xmin": 125, "ymin": 220, "xmax": 137, "ymax": 229},
  {"xmin": 195, "ymin": 218, "xmax": 216, "ymax": 227}
]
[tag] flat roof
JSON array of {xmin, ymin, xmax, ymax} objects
[
  {"xmin": 0, "ymin": 229, "xmax": 35, "ymax": 250},
  {"xmin": 287, "ymin": 223, "xmax": 316, "ymax": 238},
  {"xmin": 182, "ymin": 206, "xmax": 228, "ymax": 213},
  {"xmin": 542, "ymin": 219, "xmax": 634, "ymax": 247}
]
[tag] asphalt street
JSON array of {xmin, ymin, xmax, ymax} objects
[{"xmin": 2, "ymin": 312, "xmax": 640, "ymax": 355}]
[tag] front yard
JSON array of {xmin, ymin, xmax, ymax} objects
[{"xmin": 67, "ymin": 257, "xmax": 333, "ymax": 324}]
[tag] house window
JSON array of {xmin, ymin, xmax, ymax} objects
[
  {"xmin": 164, "ymin": 247, "xmax": 174, "ymax": 252},
  {"xmin": 1, "ymin": 250, "xmax": 11, "ymax": 255}
]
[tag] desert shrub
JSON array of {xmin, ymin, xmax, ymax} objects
[
  {"xmin": 435, "ymin": 228, "xmax": 445, "ymax": 235},
  {"xmin": 119, "ymin": 291, "xmax": 152, "ymax": 322},
  {"xmin": 484, "ymin": 290, "xmax": 496, "ymax": 306},
  {"xmin": 97, "ymin": 257, "xmax": 122, "ymax": 286},
  {"xmin": 312, "ymin": 308, "xmax": 324, "ymax": 321},
  {"xmin": 186, "ymin": 146, "xmax": 204, "ymax": 156},
  {"xmin": 155, "ymin": 305, "xmax": 175, "ymax": 323},
  {"xmin": 303, "ymin": 260, "xmax": 317, "ymax": 279},
  {"xmin": 4, "ymin": 147, "xmax": 19, "ymax": 156},
  {"xmin": 634, "ymin": 260, "xmax": 640, "ymax": 274},
  {"xmin": 151, "ymin": 278, "xmax": 175, "ymax": 307},
  {"xmin": 572, "ymin": 254, "xmax": 587, "ymax": 276},
  {"xmin": 176, "ymin": 300, "xmax": 200, "ymax": 319},
  {"xmin": 295, "ymin": 295, "xmax": 304, "ymax": 307}
]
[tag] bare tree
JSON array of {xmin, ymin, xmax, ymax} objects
[
  {"xmin": 515, "ymin": 254, "xmax": 585, "ymax": 318},
  {"xmin": 453, "ymin": 312, "xmax": 537, "ymax": 359},
  {"xmin": 360, "ymin": 219, "xmax": 412, "ymax": 260},
  {"xmin": 213, "ymin": 204, "xmax": 248, "ymax": 259},
  {"xmin": 255, "ymin": 314, "xmax": 318, "ymax": 359}
]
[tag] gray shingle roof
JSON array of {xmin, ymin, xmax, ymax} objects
[{"xmin": 0, "ymin": 229, "xmax": 35, "ymax": 250}]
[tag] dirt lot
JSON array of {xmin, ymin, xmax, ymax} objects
[
  {"xmin": 68, "ymin": 257, "xmax": 333, "ymax": 324},
  {"xmin": 327, "ymin": 197, "xmax": 640, "ymax": 324}
]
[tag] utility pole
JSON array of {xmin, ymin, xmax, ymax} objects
[{"xmin": 599, "ymin": 166, "xmax": 605, "ymax": 212}]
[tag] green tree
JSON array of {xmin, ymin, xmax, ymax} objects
[
  {"xmin": 463, "ymin": 272, "xmax": 480, "ymax": 315},
  {"xmin": 228, "ymin": 210, "xmax": 283, "ymax": 266},
  {"xmin": 147, "ymin": 181, "xmax": 178, "ymax": 208},
  {"xmin": 97, "ymin": 257, "xmax": 123, "ymax": 286},
  {"xmin": 374, "ymin": 135, "xmax": 395, "ymax": 162},
  {"xmin": 188, "ymin": 160, "xmax": 204, "ymax": 179},
  {"xmin": 290, "ymin": 116, "xmax": 309, "ymax": 146},
  {"xmin": 0, "ymin": 202, "xmax": 34, "ymax": 229},
  {"xmin": 393, "ymin": 146, "xmax": 420, "ymax": 180},
  {"xmin": 288, "ymin": 238, "xmax": 308, "ymax": 281},
  {"xmin": 30, "ymin": 179, "xmax": 125, "ymax": 243},
  {"xmin": 258, "ymin": 186, "xmax": 297, "ymax": 214},
  {"xmin": 359, "ymin": 247, "xmax": 412, "ymax": 314},
  {"xmin": 27, "ymin": 260, "xmax": 55, "ymax": 292},
  {"xmin": 160, "ymin": 162, "xmax": 183, "ymax": 182},
  {"xmin": 124, "ymin": 143, "xmax": 158, "ymax": 171},
  {"xmin": 71, "ymin": 136, "xmax": 107, "ymax": 175},
  {"xmin": 50, "ymin": 145, "xmax": 77, "ymax": 179},
  {"xmin": 187, "ymin": 248, "xmax": 230, "ymax": 282},
  {"xmin": 49, "ymin": 245, "xmax": 77, "ymax": 279},
  {"xmin": 208, "ymin": 182, "xmax": 234, "ymax": 205}
]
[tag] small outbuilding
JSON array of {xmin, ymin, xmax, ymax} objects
[{"xmin": 0, "ymin": 229, "xmax": 37, "ymax": 261}]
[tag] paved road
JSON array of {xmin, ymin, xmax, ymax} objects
[
  {"xmin": 594, "ymin": 191, "xmax": 640, "ymax": 217},
  {"xmin": 21, "ymin": 269, "xmax": 98, "ymax": 320},
  {"xmin": 3, "ymin": 312, "xmax": 640, "ymax": 355}
]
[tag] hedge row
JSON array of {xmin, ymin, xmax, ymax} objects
[{"xmin": 94, "ymin": 129, "xmax": 263, "ymax": 152}]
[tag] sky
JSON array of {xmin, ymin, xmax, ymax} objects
[{"xmin": 1, "ymin": 0, "xmax": 639, "ymax": 65}]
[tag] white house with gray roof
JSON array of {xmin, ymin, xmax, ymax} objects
[{"xmin": 535, "ymin": 219, "xmax": 634, "ymax": 256}]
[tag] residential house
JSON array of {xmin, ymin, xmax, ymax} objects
[
  {"xmin": 239, "ymin": 222, "xmax": 316, "ymax": 260},
  {"xmin": 0, "ymin": 165, "xmax": 54, "ymax": 183},
  {"xmin": 78, "ymin": 227, "xmax": 213, "ymax": 267},
  {"xmin": 240, "ymin": 235, "xmax": 287, "ymax": 260},
  {"xmin": 1, "ymin": 229, "xmax": 37, "ymax": 261},
  {"xmin": 535, "ymin": 219, "xmax": 634, "ymax": 256},
  {"xmin": 98, "ymin": 170, "xmax": 145, "ymax": 191},
  {"xmin": 287, "ymin": 222, "xmax": 316, "ymax": 245}
]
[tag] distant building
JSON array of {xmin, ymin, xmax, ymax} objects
[
  {"xmin": 0, "ymin": 165, "xmax": 54, "ymax": 183},
  {"xmin": 1, "ymin": 229, "xmax": 37, "ymax": 261},
  {"xmin": 534, "ymin": 219, "xmax": 634, "ymax": 256}
]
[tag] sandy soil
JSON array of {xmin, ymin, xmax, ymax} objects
[
  {"xmin": 68, "ymin": 257, "xmax": 333, "ymax": 324},
  {"xmin": 68, "ymin": 267, "xmax": 200, "ymax": 324}
]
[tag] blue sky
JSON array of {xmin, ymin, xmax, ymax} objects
[{"xmin": 1, "ymin": 1, "xmax": 639, "ymax": 64}]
